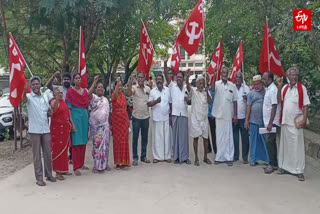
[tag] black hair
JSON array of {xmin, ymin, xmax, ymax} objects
[
  {"xmin": 137, "ymin": 72, "xmax": 146, "ymax": 77},
  {"xmin": 156, "ymin": 74, "xmax": 164, "ymax": 80},
  {"xmin": 176, "ymin": 71, "xmax": 184, "ymax": 78},
  {"xmin": 30, "ymin": 76, "xmax": 41, "ymax": 84},
  {"xmin": 266, "ymin": 71, "xmax": 274, "ymax": 81},
  {"xmin": 168, "ymin": 68, "xmax": 175, "ymax": 73},
  {"xmin": 62, "ymin": 73, "xmax": 71, "ymax": 79},
  {"xmin": 73, "ymin": 73, "xmax": 81, "ymax": 79}
]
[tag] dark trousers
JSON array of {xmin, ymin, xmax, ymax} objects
[
  {"xmin": 132, "ymin": 117, "xmax": 149, "ymax": 161},
  {"xmin": 208, "ymin": 117, "xmax": 217, "ymax": 154},
  {"xmin": 29, "ymin": 133, "xmax": 52, "ymax": 181},
  {"xmin": 232, "ymin": 119, "xmax": 249, "ymax": 161},
  {"xmin": 265, "ymin": 125, "xmax": 280, "ymax": 167}
]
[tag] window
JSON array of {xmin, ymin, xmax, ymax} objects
[
  {"xmin": 195, "ymin": 71, "xmax": 203, "ymax": 75},
  {"xmin": 181, "ymin": 63, "xmax": 186, "ymax": 67},
  {"xmin": 188, "ymin": 63, "xmax": 193, "ymax": 67},
  {"xmin": 180, "ymin": 48, "xmax": 185, "ymax": 60},
  {"xmin": 195, "ymin": 63, "xmax": 203, "ymax": 67}
]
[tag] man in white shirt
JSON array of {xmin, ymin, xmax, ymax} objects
[
  {"xmin": 262, "ymin": 71, "xmax": 281, "ymax": 174},
  {"xmin": 164, "ymin": 59, "xmax": 191, "ymax": 164},
  {"xmin": 211, "ymin": 67, "xmax": 238, "ymax": 166},
  {"xmin": 23, "ymin": 76, "xmax": 56, "ymax": 186},
  {"xmin": 148, "ymin": 74, "xmax": 171, "ymax": 163},
  {"xmin": 186, "ymin": 73, "xmax": 212, "ymax": 166},
  {"xmin": 233, "ymin": 72, "xmax": 250, "ymax": 164},
  {"xmin": 277, "ymin": 67, "xmax": 310, "ymax": 181}
]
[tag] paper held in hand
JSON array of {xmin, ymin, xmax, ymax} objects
[{"xmin": 259, "ymin": 127, "xmax": 276, "ymax": 134}]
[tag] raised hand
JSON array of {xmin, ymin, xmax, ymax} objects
[
  {"xmin": 277, "ymin": 77, "xmax": 283, "ymax": 88},
  {"xmin": 163, "ymin": 55, "xmax": 169, "ymax": 63},
  {"xmin": 54, "ymin": 71, "xmax": 60, "ymax": 77},
  {"xmin": 94, "ymin": 75, "xmax": 99, "ymax": 83}
]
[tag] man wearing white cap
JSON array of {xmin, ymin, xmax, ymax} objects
[
  {"xmin": 245, "ymin": 75, "xmax": 269, "ymax": 166},
  {"xmin": 211, "ymin": 67, "xmax": 238, "ymax": 166}
]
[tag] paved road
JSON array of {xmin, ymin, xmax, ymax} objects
[{"xmin": 1, "ymin": 111, "xmax": 320, "ymax": 214}]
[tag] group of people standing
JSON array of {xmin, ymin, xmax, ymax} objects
[{"xmin": 23, "ymin": 60, "xmax": 310, "ymax": 186}]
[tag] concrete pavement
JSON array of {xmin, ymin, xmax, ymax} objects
[{"xmin": 1, "ymin": 114, "xmax": 320, "ymax": 214}]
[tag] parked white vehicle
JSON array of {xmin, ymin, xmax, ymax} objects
[{"xmin": 0, "ymin": 93, "xmax": 14, "ymax": 140}]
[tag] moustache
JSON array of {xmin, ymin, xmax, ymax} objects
[{"xmin": 64, "ymin": 82, "xmax": 70, "ymax": 88}]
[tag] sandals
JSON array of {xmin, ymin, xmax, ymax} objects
[
  {"xmin": 250, "ymin": 162, "xmax": 257, "ymax": 167},
  {"xmin": 132, "ymin": 160, "xmax": 138, "ymax": 166},
  {"xmin": 214, "ymin": 161, "xmax": 221, "ymax": 165},
  {"xmin": 174, "ymin": 159, "xmax": 180, "ymax": 164},
  {"xmin": 141, "ymin": 159, "xmax": 151, "ymax": 164},
  {"xmin": 277, "ymin": 168, "xmax": 289, "ymax": 175},
  {"xmin": 46, "ymin": 177, "xmax": 57, "ymax": 182},
  {"xmin": 106, "ymin": 166, "xmax": 111, "ymax": 171},
  {"xmin": 61, "ymin": 172, "xmax": 72, "ymax": 176},
  {"xmin": 166, "ymin": 159, "xmax": 172, "ymax": 163},
  {"xmin": 194, "ymin": 160, "xmax": 200, "ymax": 166},
  {"xmin": 297, "ymin": 174, "xmax": 305, "ymax": 181},
  {"xmin": 243, "ymin": 160, "xmax": 248, "ymax": 164},
  {"xmin": 36, "ymin": 180, "xmax": 46, "ymax": 186},
  {"xmin": 153, "ymin": 159, "xmax": 159, "ymax": 163},
  {"xmin": 81, "ymin": 166, "xmax": 90, "ymax": 170},
  {"xmin": 55, "ymin": 174, "xmax": 65, "ymax": 181},
  {"xmin": 264, "ymin": 165, "xmax": 275, "ymax": 174},
  {"xmin": 203, "ymin": 158, "xmax": 212, "ymax": 165},
  {"xmin": 92, "ymin": 168, "xmax": 98, "ymax": 174},
  {"xmin": 74, "ymin": 170, "xmax": 81, "ymax": 176},
  {"xmin": 227, "ymin": 161, "xmax": 233, "ymax": 166},
  {"xmin": 116, "ymin": 165, "xmax": 121, "ymax": 170},
  {"xmin": 184, "ymin": 159, "xmax": 191, "ymax": 165}
]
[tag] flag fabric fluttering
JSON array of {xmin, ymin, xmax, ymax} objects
[
  {"xmin": 170, "ymin": 42, "xmax": 181, "ymax": 74},
  {"xmin": 137, "ymin": 22, "xmax": 154, "ymax": 80},
  {"xmin": 207, "ymin": 39, "xmax": 223, "ymax": 84},
  {"xmin": 176, "ymin": 0, "xmax": 204, "ymax": 56},
  {"xmin": 230, "ymin": 40, "xmax": 244, "ymax": 83},
  {"xmin": 79, "ymin": 26, "xmax": 88, "ymax": 88},
  {"xmin": 9, "ymin": 34, "xmax": 29, "ymax": 108},
  {"xmin": 259, "ymin": 20, "xmax": 286, "ymax": 77}
]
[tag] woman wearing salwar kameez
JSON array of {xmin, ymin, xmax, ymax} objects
[
  {"xmin": 88, "ymin": 76, "xmax": 111, "ymax": 173},
  {"xmin": 66, "ymin": 73, "xmax": 90, "ymax": 176},
  {"xmin": 50, "ymin": 87, "xmax": 71, "ymax": 180},
  {"xmin": 111, "ymin": 77, "xmax": 130, "ymax": 169}
]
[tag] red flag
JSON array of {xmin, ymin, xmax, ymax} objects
[
  {"xmin": 230, "ymin": 41, "xmax": 244, "ymax": 83},
  {"xmin": 137, "ymin": 22, "xmax": 154, "ymax": 80},
  {"xmin": 259, "ymin": 20, "xmax": 286, "ymax": 76},
  {"xmin": 79, "ymin": 26, "xmax": 88, "ymax": 88},
  {"xmin": 9, "ymin": 34, "xmax": 29, "ymax": 108},
  {"xmin": 170, "ymin": 42, "xmax": 181, "ymax": 74},
  {"xmin": 176, "ymin": 0, "xmax": 204, "ymax": 56},
  {"xmin": 207, "ymin": 39, "xmax": 223, "ymax": 84}
]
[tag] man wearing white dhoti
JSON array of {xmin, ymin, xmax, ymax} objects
[
  {"xmin": 186, "ymin": 72, "xmax": 212, "ymax": 166},
  {"xmin": 148, "ymin": 74, "xmax": 171, "ymax": 163},
  {"xmin": 277, "ymin": 67, "xmax": 310, "ymax": 181},
  {"xmin": 211, "ymin": 67, "xmax": 238, "ymax": 166}
]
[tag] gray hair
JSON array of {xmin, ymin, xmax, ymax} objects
[
  {"xmin": 30, "ymin": 76, "xmax": 41, "ymax": 85},
  {"xmin": 221, "ymin": 66, "xmax": 229, "ymax": 73},
  {"xmin": 53, "ymin": 86, "xmax": 62, "ymax": 95},
  {"xmin": 287, "ymin": 67, "xmax": 299, "ymax": 76},
  {"xmin": 196, "ymin": 75, "xmax": 205, "ymax": 83}
]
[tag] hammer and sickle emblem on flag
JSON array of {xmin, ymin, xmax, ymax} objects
[
  {"xmin": 142, "ymin": 43, "xmax": 152, "ymax": 65},
  {"xmin": 185, "ymin": 22, "xmax": 203, "ymax": 45}
]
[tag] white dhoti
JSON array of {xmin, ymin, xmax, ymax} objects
[
  {"xmin": 279, "ymin": 124, "xmax": 305, "ymax": 174},
  {"xmin": 152, "ymin": 120, "xmax": 171, "ymax": 160},
  {"xmin": 190, "ymin": 114, "xmax": 209, "ymax": 139},
  {"xmin": 215, "ymin": 118, "xmax": 234, "ymax": 162}
]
